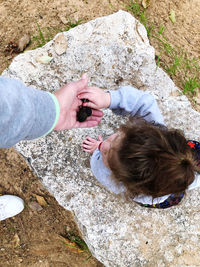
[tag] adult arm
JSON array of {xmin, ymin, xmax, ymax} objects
[
  {"xmin": 0, "ymin": 77, "xmax": 57, "ymax": 148},
  {"xmin": 0, "ymin": 75, "xmax": 103, "ymax": 148}
]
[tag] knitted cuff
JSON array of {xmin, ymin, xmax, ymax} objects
[{"xmin": 42, "ymin": 92, "xmax": 60, "ymax": 136}]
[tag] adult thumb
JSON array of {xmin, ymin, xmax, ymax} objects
[
  {"xmin": 81, "ymin": 73, "xmax": 88, "ymax": 81},
  {"xmin": 75, "ymin": 73, "xmax": 89, "ymax": 93}
]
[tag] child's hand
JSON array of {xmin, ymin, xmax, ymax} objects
[
  {"xmin": 82, "ymin": 136, "xmax": 103, "ymax": 153},
  {"xmin": 78, "ymin": 87, "xmax": 111, "ymax": 110}
]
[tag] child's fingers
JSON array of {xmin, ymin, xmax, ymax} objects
[
  {"xmin": 83, "ymin": 147, "xmax": 94, "ymax": 153},
  {"xmin": 78, "ymin": 93, "xmax": 95, "ymax": 102},
  {"xmin": 82, "ymin": 139, "xmax": 93, "ymax": 145},
  {"xmin": 82, "ymin": 141, "xmax": 91, "ymax": 146},
  {"xmin": 82, "ymin": 143, "xmax": 92, "ymax": 149},
  {"xmin": 83, "ymin": 148, "xmax": 92, "ymax": 153},
  {"xmin": 78, "ymin": 86, "xmax": 93, "ymax": 94},
  {"xmin": 85, "ymin": 136, "xmax": 96, "ymax": 142},
  {"xmin": 78, "ymin": 93, "xmax": 99, "ymax": 109},
  {"xmin": 82, "ymin": 140, "xmax": 90, "ymax": 145},
  {"xmin": 82, "ymin": 101, "xmax": 98, "ymax": 109},
  {"xmin": 78, "ymin": 92, "xmax": 90, "ymax": 99}
]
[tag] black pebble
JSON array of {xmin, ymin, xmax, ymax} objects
[
  {"xmin": 85, "ymin": 106, "xmax": 92, "ymax": 116},
  {"xmin": 77, "ymin": 106, "xmax": 92, "ymax": 122}
]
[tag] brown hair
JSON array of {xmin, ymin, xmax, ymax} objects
[{"xmin": 108, "ymin": 117, "xmax": 197, "ymax": 198}]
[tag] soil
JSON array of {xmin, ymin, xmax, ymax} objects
[{"xmin": 0, "ymin": 0, "xmax": 199, "ymax": 266}]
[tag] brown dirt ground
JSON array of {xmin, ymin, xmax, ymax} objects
[{"xmin": 0, "ymin": 0, "xmax": 199, "ymax": 266}]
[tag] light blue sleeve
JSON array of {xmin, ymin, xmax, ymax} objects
[
  {"xmin": 0, "ymin": 76, "xmax": 59, "ymax": 148},
  {"xmin": 109, "ymin": 86, "xmax": 164, "ymax": 125}
]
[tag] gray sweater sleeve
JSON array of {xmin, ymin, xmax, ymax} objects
[
  {"xmin": 109, "ymin": 86, "xmax": 164, "ymax": 125},
  {"xmin": 0, "ymin": 77, "xmax": 57, "ymax": 148}
]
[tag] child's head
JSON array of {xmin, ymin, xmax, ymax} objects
[{"xmin": 100, "ymin": 117, "xmax": 196, "ymax": 198}]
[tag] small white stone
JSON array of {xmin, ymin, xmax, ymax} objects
[{"xmin": 54, "ymin": 33, "xmax": 68, "ymax": 55}]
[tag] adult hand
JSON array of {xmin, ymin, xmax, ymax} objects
[
  {"xmin": 78, "ymin": 86, "xmax": 111, "ymax": 110},
  {"xmin": 53, "ymin": 74, "xmax": 103, "ymax": 130}
]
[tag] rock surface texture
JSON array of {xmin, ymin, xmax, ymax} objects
[{"xmin": 3, "ymin": 11, "xmax": 200, "ymax": 267}]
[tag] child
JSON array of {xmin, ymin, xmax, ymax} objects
[{"xmin": 79, "ymin": 85, "xmax": 200, "ymax": 209}]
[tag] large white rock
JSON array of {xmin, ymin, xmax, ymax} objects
[{"xmin": 3, "ymin": 11, "xmax": 200, "ymax": 267}]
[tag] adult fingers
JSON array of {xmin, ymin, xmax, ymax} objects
[
  {"xmin": 81, "ymin": 73, "xmax": 88, "ymax": 80},
  {"xmin": 71, "ymin": 74, "xmax": 89, "ymax": 93},
  {"xmin": 85, "ymin": 115, "xmax": 102, "ymax": 123},
  {"xmin": 74, "ymin": 120, "xmax": 100, "ymax": 128},
  {"xmin": 78, "ymin": 99, "xmax": 82, "ymax": 106},
  {"xmin": 91, "ymin": 109, "xmax": 104, "ymax": 117}
]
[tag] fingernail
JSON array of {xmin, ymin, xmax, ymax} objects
[{"xmin": 82, "ymin": 73, "xmax": 88, "ymax": 80}]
